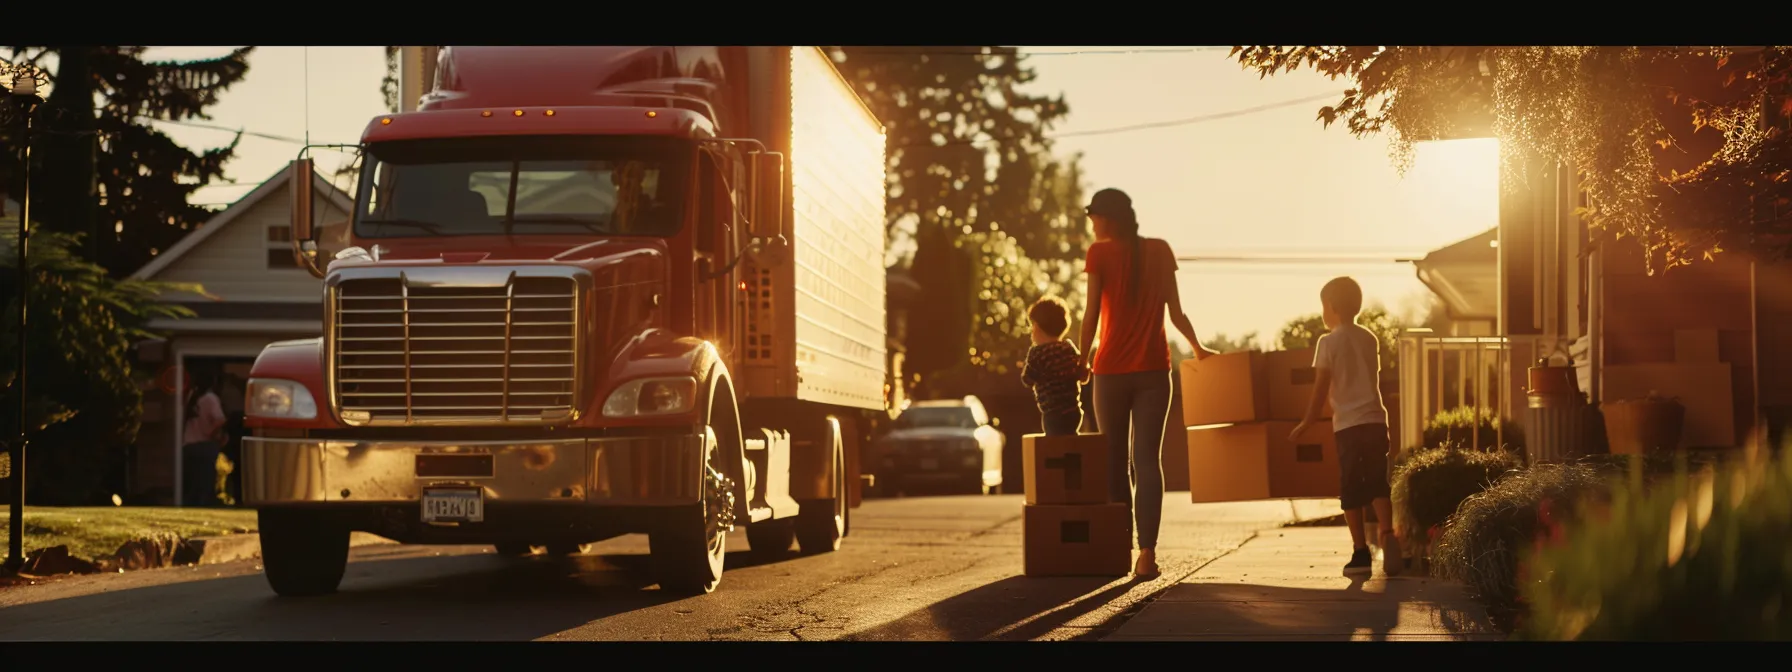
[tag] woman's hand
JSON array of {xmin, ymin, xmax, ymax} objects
[
  {"xmin": 1076, "ymin": 354, "xmax": 1093, "ymax": 384},
  {"xmin": 1194, "ymin": 346, "xmax": 1216, "ymax": 361}
]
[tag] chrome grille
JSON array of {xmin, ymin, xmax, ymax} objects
[{"xmin": 332, "ymin": 275, "xmax": 579, "ymax": 425}]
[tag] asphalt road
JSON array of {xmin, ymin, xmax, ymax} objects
[{"xmin": 0, "ymin": 494, "xmax": 1312, "ymax": 641}]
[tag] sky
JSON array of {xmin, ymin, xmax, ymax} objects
[{"xmin": 136, "ymin": 46, "xmax": 1498, "ymax": 348}]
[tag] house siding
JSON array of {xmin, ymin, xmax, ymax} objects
[{"xmin": 153, "ymin": 180, "xmax": 350, "ymax": 303}]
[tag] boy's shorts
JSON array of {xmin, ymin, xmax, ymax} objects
[{"xmin": 1335, "ymin": 423, "xmax": 1392, "ymax": 510}]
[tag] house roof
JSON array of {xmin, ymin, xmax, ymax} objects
[
  {"xmin": 130, "ymin": 162, "xmax": 355, "ymax": 281},
  {"xmin": 1413, "ymin": 227, "xmax": 1498, "ymax": 321}
]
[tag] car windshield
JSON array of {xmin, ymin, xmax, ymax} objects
[
  {"xmin": 354, "ymin": 135, "xmax": 691, "ymax": 239},
  {"xmin": 896, "ymin": 406, "xmax": 978, "ymax": 429}
]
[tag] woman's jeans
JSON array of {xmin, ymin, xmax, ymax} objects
[
  {"xmin": 1093, "ymin": 370, "xmax": 1172, "ymax": 550},
  {"xmin": 182, "ymin": 440, "xmax": 222, "ymax": 507}
]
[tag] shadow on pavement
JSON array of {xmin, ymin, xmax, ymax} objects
[
  {"xmin": 1105, "ymin": 575, "xmax": 1498, "ymax": 641},
  {"xmin": 0, "ymin": 546, "xmax": 789, "ymax": 641},
  {"xmin": 845, "ymin": 573, "xmax": 1145, "ymax": 641}
]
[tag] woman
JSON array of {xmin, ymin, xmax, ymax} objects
[
  {"xmin": 181, "ymin": 369, "xmax": 228, "ymax": 507},
  {"xmin": 1076, "ymin": 188, "xmax": 1215, "ymax": 579}
]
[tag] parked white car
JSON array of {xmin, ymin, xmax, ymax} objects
[{"xmin": 873, "ymin": 396, "xmax": 1005, "ymax": 495}]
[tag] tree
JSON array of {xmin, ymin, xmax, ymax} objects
[
  {"xmin": 1201, "ymin": 331, "xmax": 1261, "ymax": 354},
  {"xmin": 0, "ymin": 229, "xmax": 202, "ymax": 504},
  {"xmin": 1229, "ymin": 46, "xmax": 1792, "ymax": 272},
  {"xmin": 831, "ymin": 47, "xmax": 1088, "ymax": 393},
  {"xmin": 2, "ymin": 46, "xmax": 253, "ymax": 276},
  {"xmin": 1277, "ymin": 305, "xmax": 1404, "ymax": 368}
]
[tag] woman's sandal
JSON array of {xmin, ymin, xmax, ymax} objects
[{"xmin": 1133, "ymin": 556, "xmax": 1160, "ymax": 580}]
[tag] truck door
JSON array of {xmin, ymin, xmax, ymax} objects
[{"xmin": 694, "ymin": 152, "xmax": 736, "ymax": 357}]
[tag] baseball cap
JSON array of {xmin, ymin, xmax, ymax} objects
[{"xmin": 1085, "ymin": 188, "xmax": 1132, "ymax": 219}]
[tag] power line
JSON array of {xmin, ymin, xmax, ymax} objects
[
  {"xmin": 844, "ymin": 47, "xmax": 1233, "ymax": 58},
  {"xmin": 896, "ymin": 90, "xmax": 1342, "ymax": 149}
]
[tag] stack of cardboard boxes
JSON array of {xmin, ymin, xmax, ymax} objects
[
  {"xmin": 1181, "ymin": 349, "xmax": 1342, "ymax": 503},
  {"xmin": 1019, "ymin": 432, "xmax": 1130, "ymax": 576}
]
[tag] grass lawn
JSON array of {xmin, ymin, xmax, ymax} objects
[{"xmin": 0, "ymin": 507, "xmax": 259, "ymax": 563}]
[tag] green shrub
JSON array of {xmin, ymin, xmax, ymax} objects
[
  {"xmin": 1424, "ymin": 406, "xmax": 1526, "ymax": 454},
  {"xmin": 1431, "ymin": 462, "xmax": 1613, "ymax": 632},
  {"xmin": 1517, "ymin": 452, "xmax": 1792, "ymax": 640},
  {"xmin": 1391, "ymin": 445, "xmax": 1526, "ymax": 544}
]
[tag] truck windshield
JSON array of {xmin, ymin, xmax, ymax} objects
[{"xmin": 354, "ymin": 135, "xmax": 690, "ymax": 238}]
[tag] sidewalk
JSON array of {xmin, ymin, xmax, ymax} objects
[{"xmin": 1104, "ymin": 526, "xmax": 1505, "ymax": 641}]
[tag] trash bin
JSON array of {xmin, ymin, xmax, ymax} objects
[{"xmin": 1525, "ymin": 362, "xmax": 1588, "ymax": 464}]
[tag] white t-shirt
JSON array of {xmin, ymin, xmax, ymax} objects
[{"xmin": 1313, "ymin": 322, "xmax": 1388, "ymax": 432}]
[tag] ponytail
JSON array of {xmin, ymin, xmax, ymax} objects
[{"xmin": 1117, "ymin": 216, "xmax": 1144, "ymax": 306}]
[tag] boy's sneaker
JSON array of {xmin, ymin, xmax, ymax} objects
[{"xmin": 1344, "ymin": 547, "xmax": 1372, "ymax": 575}]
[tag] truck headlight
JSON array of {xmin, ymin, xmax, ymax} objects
[
  {"xmin": 246, "ymin": 378, "xmax": 318, "ymax": 420},
  {"xmin": 603, "ymin": 377, "xmax": 699, "ymax": 417}
]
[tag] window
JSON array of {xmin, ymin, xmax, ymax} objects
[
  {"xmin": 266, "ymin": 225, "xmax": 297, "ymax": 269},
  {"xmin": 354, "ymin": 135, "xmax": 690, "ymax": 239}
]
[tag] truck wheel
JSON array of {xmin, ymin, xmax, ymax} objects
[
  {"xmin": 649, "ymin": 433, "xmax": 736, "ymax": 595},
  {"xmin": 796, "ymin": 445, "xmax": 846, "ymax": 555},
  {"xmin": 258, "ymin": 508, "xmax": 350, "ymax": 597},
  {"xmin": 746, "ymin": 519, "xmax": 796, "ymax": 556}
]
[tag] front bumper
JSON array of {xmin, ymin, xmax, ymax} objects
[{"xmin": 242, "ymin": 434, "xmax": 706, "ymax": 506}]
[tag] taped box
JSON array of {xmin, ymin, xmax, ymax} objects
[
  {"xmin": 1022, "ymin": 433, "xmax": 1111, "ymax": 505},
  {"xmin": 1178, "ymin": 351, "xmax": 1269, "ymax": 426},
  {"xmin": 1264, "ymin": 348, "xmax": 1332, "ymax": 421},
  {"xmin": 1023, "ymin": 503, "xmax": 1131, "ymax": 577},
  {"xmin": 1187, "ymin": 421, "xmax": 1340, "ymax": 503}
]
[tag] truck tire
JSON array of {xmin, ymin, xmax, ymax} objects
[
  {"xmin": 258, "ymin": 507, "xmax": 350, "ymax": 597},
  {"xmin": 746, "ymin": 519, "xmax": 796, "ymax": 556},
  {"xmin": 649, "ymin": 430, "xmax": 735, "ymax": 595},
  {"xmin": 796, "ymin": 443, "xmax": 846, "ymax": 555}
]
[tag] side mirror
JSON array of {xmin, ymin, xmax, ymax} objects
[
  {"xmin": 289, "ymin": 158, "xmax": 325, "ymax": 278},
  {"xmin": 291, "ymin": 158, "xmax": 315, "ymax": 243},
  {"xmin": 751, "ymin": 152, "xmax": 783, "ymax": 240}
]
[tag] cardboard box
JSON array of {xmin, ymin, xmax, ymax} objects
[
  {"xmin": 1265, "ymin": 348, "xmax": 1332, "ymax": 421},
  {"xmin": 1022, "ymin": 433, "xmax": 1112, "ymax": 505},
  {"xmin": 1179, "ymin": 351, "xmax": 1269, "ymax": 426},
  {"xmin": 1187, "ymin": 421, "xmax": 1341, "ymax": 503},
  {"xmin": 1023, "ymin": 503, "xmax": 1131, "ymax": 577},
  {"xmin": 1674, "ymin": 329, "xmax": 1720, "ymax": 363}
]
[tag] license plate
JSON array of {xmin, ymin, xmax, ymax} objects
[
  {"xmin": 421, "ymin": 487, "xmax": 484, "ymax": 523},
  {"xmin": 919, "ymin": 458, "xmax": 938, "ymax": 470}
]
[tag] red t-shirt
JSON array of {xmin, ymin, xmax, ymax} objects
[{"xmin": 1084, "ymin": 238, "xmax": 1176, "ymax": 375}]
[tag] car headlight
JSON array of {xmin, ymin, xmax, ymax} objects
[
  {"xmin": 246, "ymin": 378, "xmax": 318, "ymax": 420},
  {"xmin": 603, "ymin": 376, "xmax": 699, "ymax": 417}
]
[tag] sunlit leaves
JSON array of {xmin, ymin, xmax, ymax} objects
[{"xmin": 1230, "ymin": 45, "xmax": 1792, "ymax": 273}]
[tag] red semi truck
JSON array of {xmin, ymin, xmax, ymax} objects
[{"xmin": 240, "ymin": 46, "xmax": 888, "ymax": 596}]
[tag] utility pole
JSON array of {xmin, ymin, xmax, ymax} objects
[{"xmin": 3, "ymin": 63, "xmax": 43, "ymax": 574}]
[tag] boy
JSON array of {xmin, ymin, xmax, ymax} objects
[
  {"xmin": 1291, "ymin": 276, "xmax": 1400, "ymax": 577},
  {"xmin": 1022, "ymin": 296, "xmax": 1085, "ymax": 436}
]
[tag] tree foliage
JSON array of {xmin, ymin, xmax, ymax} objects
[
  {"xmin": 831, "ymin": 47, "xmax": 1088, "ymax": 394},
  {"xmin": 0, "ymin": 229, "xmax": 205, "ymax": 504},
  {"xmin": 1277, "ymin": 305, "xmax": 1404, "ymax": 368},
  {"xmin": 1202, "ymin": 331, "xmax": 1262, "ymax": 354},
  {"xmin": 1229, "ymin": 46, "xmax": 1792, "ymax": 272},
  {"xmin": 2, "ymin": 46, "xmax": 253, "ymax": 276}
]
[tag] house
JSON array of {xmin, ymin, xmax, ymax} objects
[
  {"xmin": 1411, "ymin": 227, "xmax": 1498, "ymax": 337},
  {"xmin": 127, "ymin": 162, "xmax": 353, "ymax": 505},
  {"xmin": 1399, "ymin": 57, "xmax": 1792, "ymax": 456}
]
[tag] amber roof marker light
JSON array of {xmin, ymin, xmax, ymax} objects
[
  {"xmin": 380, "ymin": 117, "xmax": 392, "ymax": 125},
  {"xmin": 544, "ymin": 109, "xmax": 556, "ymax": 116},
  {"xmin": 513, "ymin": 109, "xmax": 524, "ymax": 117},
  {"xmin": 481, "ymin": 110, "xmax": 493, "ymax": 117},
  {"xmin": 645, "ymin": 110, "xmax": 657, "ymax": 118}
]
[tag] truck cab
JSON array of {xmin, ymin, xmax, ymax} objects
[{"xmin": 241, "ymin": 46, "xmax": 887, "ymax": 598}]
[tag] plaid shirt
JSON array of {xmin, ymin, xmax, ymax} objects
[{"xmin": 1022, "ymin": 340, "xmax": 1083, "ymax": 417}]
